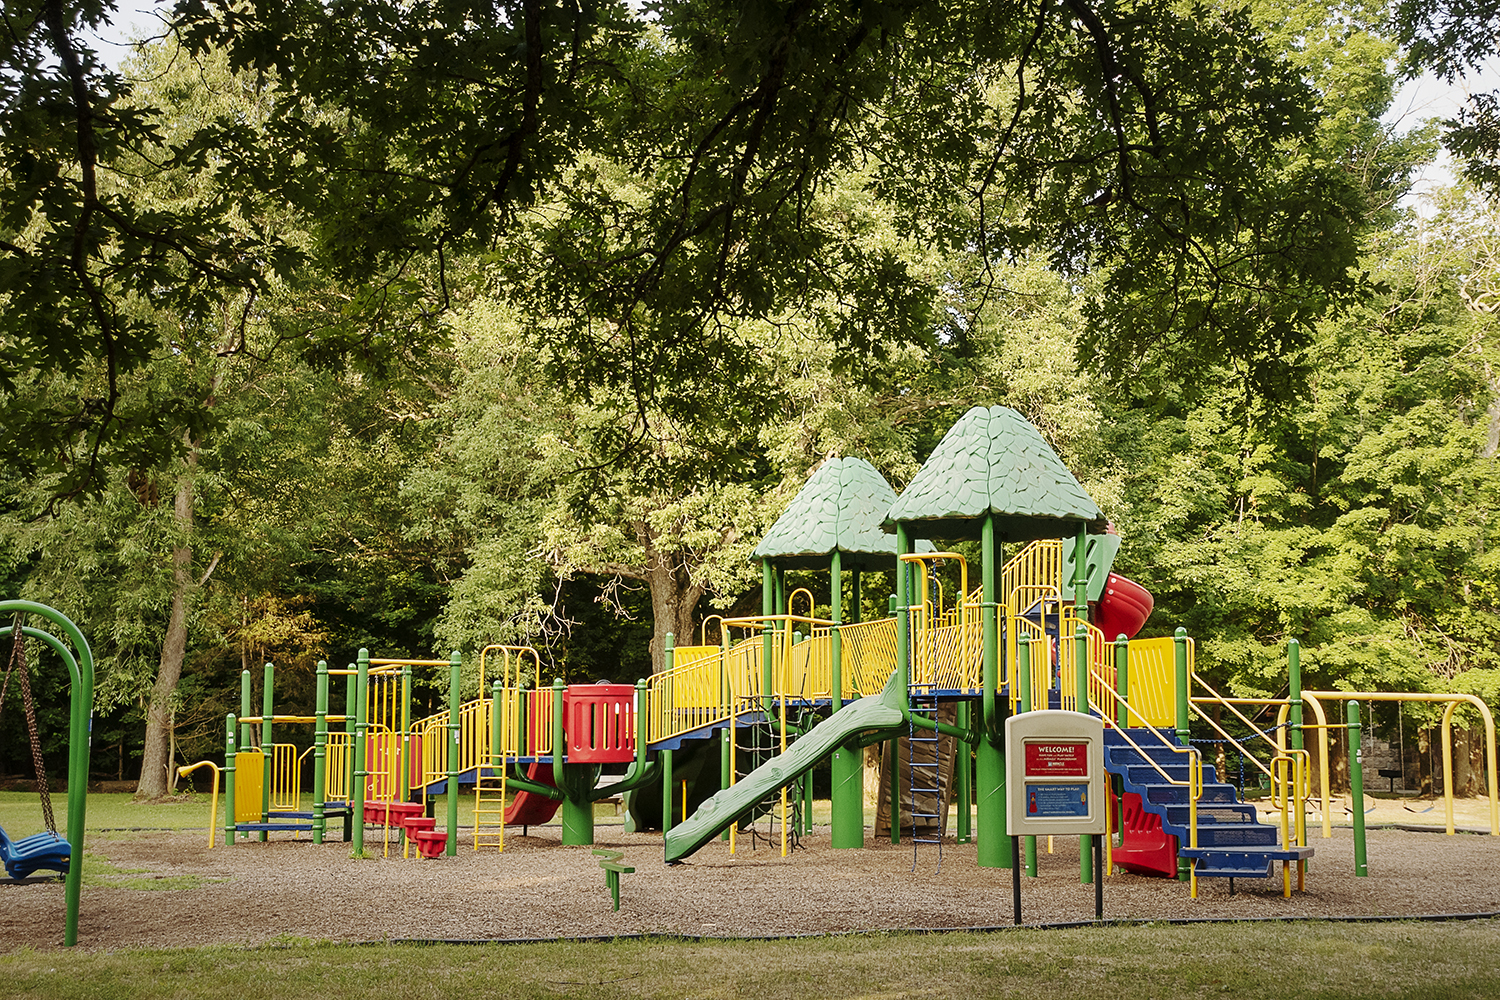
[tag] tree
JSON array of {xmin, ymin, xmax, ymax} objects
[
  {"xmin": 167, "ymin": 0, "xmax": 1371, "ymax": 422},
  {"xmin": 0, "ymin": 1, "xmax": 301, "ymax": 497}
]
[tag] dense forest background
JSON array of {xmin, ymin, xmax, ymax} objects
[{"xmin": 5, "ymin": 0, "xmax": 1500, "ymax": 796}]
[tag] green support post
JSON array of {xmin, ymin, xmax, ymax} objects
[
  {"xmin": 261, "ymin": 662, "xmax": 274, "ymax": 841},
  {"xmin": 761, "ymin": 561, "xmax": 775, "ymax": 717},
  {"xmin": 1115, "ymin": 635, "xmax": 1130, "ymax": 729},
  {"xmin": 1073, "ymin": 523, "xmax": 1089, "ymax": 620},
  {"xmin": 401, "ymin": 663, "xmax": 414, "ymax": 801},
  {"xmin": 1017, "ymin": 636, "xmax": 1037, "ymax": 876},
  {"xmin": 238, "ymin": 668, "xmax": 251, "ymax": 842},
  {"xmin": 894, "ymin": 524, "xmax": 911, "ymax": 845},
  {"xmin": 554, "ymin": 675, "xmax": 592, "ymax": 846},
  {"xmin": 1074, "ymin": 624, "xmax": 1092, "ymax": 885},
  {"xmin": 1348, "ymin": 700, "xmax": 1368, "ymax": 876},
  {"xmin": 661, "ymin": 748, "xmax": 675, "ymax": 834},
  {"xmin": 955, "ymin": 701, "xmax": 972, "ymax": 844},
  {"xmin": 352, "ymin": 649, "xmax": 369, "ymax": 856},
  {"xmin": 314, "ymin": 660, "xmax": 328, "ymax": 843},
  {"xmin": 446, "ymin": 651, "xmax": 462, "ymax": 856},
  {"xmin": 224, "ymin": 714, "xmax": 237, "ymax": 847},
  {"xmin": 977, "ymin": 513, "xmax": 1009, "ymax": 868},
  {"xmin": 1288, "ymin": 638, "xmax": 1303, "ymax": 752},
  {"xmin": 831, "ymin": 549, "xmax": 862, "ymax": 848},
  {"xmin": 239, "ymin": 669, "xmax": 252, "ymax": 756}
]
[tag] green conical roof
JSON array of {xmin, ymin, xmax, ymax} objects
[
  {"xmin": 754, "ymin": 457, "xmax": 929, "ymax": 570},
  {"xmin": 885, "ymin": 405, "xmax": 1105, "ymax": 542}
]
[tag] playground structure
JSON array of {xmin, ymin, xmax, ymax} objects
[
  {"xmin": 0, "ymin": 601, "xmax": 94, "ymax": 948},
  {"xmin": 199, "ymin": 405, "xmax": 1497, "ymax": 900}
]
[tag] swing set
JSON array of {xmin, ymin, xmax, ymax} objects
[{"xmin": 0, "ymin": 600, "xmax": 94, "ymax": 947}]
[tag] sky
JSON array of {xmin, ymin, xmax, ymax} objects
[{"xmin": 1385, "ymin": 59, "xmax": 1500, "ymax": 211}]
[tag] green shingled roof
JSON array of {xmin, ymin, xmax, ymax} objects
[
  {"xmin": 885, "ymin": 405, "xmax": 1106, "ymax": 542},
  {"xmin": 754, "ymin": 457, "xmax": 929, "ymax": 570}
]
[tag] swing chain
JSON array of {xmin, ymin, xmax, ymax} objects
[{"xmin": 4, "ymin": 617, "xmax": 57, "ymax": 835}]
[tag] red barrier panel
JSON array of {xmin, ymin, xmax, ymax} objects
[{"xmin": 562, "ymin": 683, "xmax": 636, "ymax": 763}]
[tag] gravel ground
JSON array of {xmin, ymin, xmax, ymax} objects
[{"xmin": 3, "ymin": 820, "xmax": 1498, "ymax": 953}]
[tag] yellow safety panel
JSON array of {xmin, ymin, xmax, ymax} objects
[
  {"xmin": 671, "ymin": 645, "xmax": 720, "ymax": 668},
  {"xmin": 234, "ymin": 750, "xmax": 264, "ymax": 822},
  {"xmin": 1119, "ymin": 636, "xmax": 1190, "ymax": 727}
]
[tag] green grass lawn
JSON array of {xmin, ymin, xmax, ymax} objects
[{"xmin": 2, "ymin": 921, "xmax": 1498, "ymax": 999}]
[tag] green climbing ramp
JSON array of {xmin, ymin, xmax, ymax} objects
[{"xmin": 663, "ymin": 676, "xmax": 907, "ymax": 864}]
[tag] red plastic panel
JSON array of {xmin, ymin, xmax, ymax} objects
[
  {"xmin": 562, "ymin": 683, "xmax": 636, "ymax": 763},
  {"xmin": 1110, "ymin": 789, "xmax": 1179, "ymax": 878},
  {"xmin": 505, "ymin": 761, "xmax": 563, "ymax": 825},
  {"xmin": 1093, "ymin": 573, "xmax": 1154, "ymax": 641}
]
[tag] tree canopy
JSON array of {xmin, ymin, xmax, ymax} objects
[{"xmin": 6, "ymin": 0, "xmax": 1500, "ymax": 793}]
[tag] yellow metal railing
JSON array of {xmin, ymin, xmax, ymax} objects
[
  {"xmin": 270, "ymin": 743, "xmax": 301, "ymax": 811},
  {"xmin": 1084, "ymin": 670, "xmax": 1206, "ymax": 892},
  {"xmin": 645, "ymin": 636, "xmax": 763, "ymax": 745},
  {"xmin": 326, "ymin": 732, "xmax": 351, "ymax": 801},
  {"xmin": 1007, "ymin": 616, "xmax": 1052, "ymax": 711},
  {"xmin": 1003, "ymin": 539, "xmax": 1064, "ymax": 614},
  {"xmin": 411, "ymin": 696, "xmax": 497, "ymax": 789},
  {"xmin": 1057, "ymin": 609, "xmax": 1108, "ymax": 713},
  {"xmin": 903, "ymin": 552, "xmax": 983, "ymax": 694},
  {"xmin": 1177, "ymin": 669, "xmax": 1311, "ymax": 897},
  {"xmin": 840, "ymin": 618, "xmax": 897, "ymax": 697},
  {"xmin": 491, "ymin": 686, "xmax": 555, "ymax": 760}
]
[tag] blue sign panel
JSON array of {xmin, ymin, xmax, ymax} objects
[{"xmin": 1025, "ymin": 783, "xmax": 1089, "ymax": 818}]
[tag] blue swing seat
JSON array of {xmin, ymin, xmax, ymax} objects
[{"xmin": 0, "ymin": 824, "xmax": 71, "ymax": 879}]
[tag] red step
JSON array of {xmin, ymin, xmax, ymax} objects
[
  {"xmin": 364, "ymin": 800, "xmax": 424, "ymax": 825},
  {"xmin": 414, "ymin": 830, "xmax": 448, "ymax": 859},
  {"xmin": 400, "ymin": 816, "xmax": 436, "ymax": 837}
]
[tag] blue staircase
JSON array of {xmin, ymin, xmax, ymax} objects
[{"xmin": 1104, "ymin": 728, "xmax": 1313, "ymax": 880}]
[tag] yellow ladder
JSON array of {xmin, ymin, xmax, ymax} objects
[{"xmin": 473, "ymin": 763, "xmax": 507, "ymax": 852}]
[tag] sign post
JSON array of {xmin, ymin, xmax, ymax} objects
[{"xmin": 1005, "ymin": 710, "xmax": 1107, "ymax": 924}]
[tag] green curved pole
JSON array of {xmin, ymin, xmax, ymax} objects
[{"xmin": 0, "ymin": 600, "xmax": 95, "ymax": 947}]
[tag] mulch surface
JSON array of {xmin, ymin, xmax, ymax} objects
[{"xmin": 2, "ymin": 823, "xmax": 1496, "ymax": 952}]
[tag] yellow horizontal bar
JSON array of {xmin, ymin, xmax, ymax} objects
[
  {"xmin": 236, "ymin": 715, "xmax": 348, "ymax": 725},
  {"xmin": 1190, "ymin": 697, "xmax": 1290, "ymax": 706},
  {"xmin": 369, "ymin": 658, "xmax": 451, "ymax": 667}
]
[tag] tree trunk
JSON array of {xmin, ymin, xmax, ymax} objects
[
  {"xmin": 135, "ymin": 460, "xmax": 195, "ymax": 799},
  {"xmin": 646, "ymin": 556, "xmax": 704, "ymax": 674}
]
